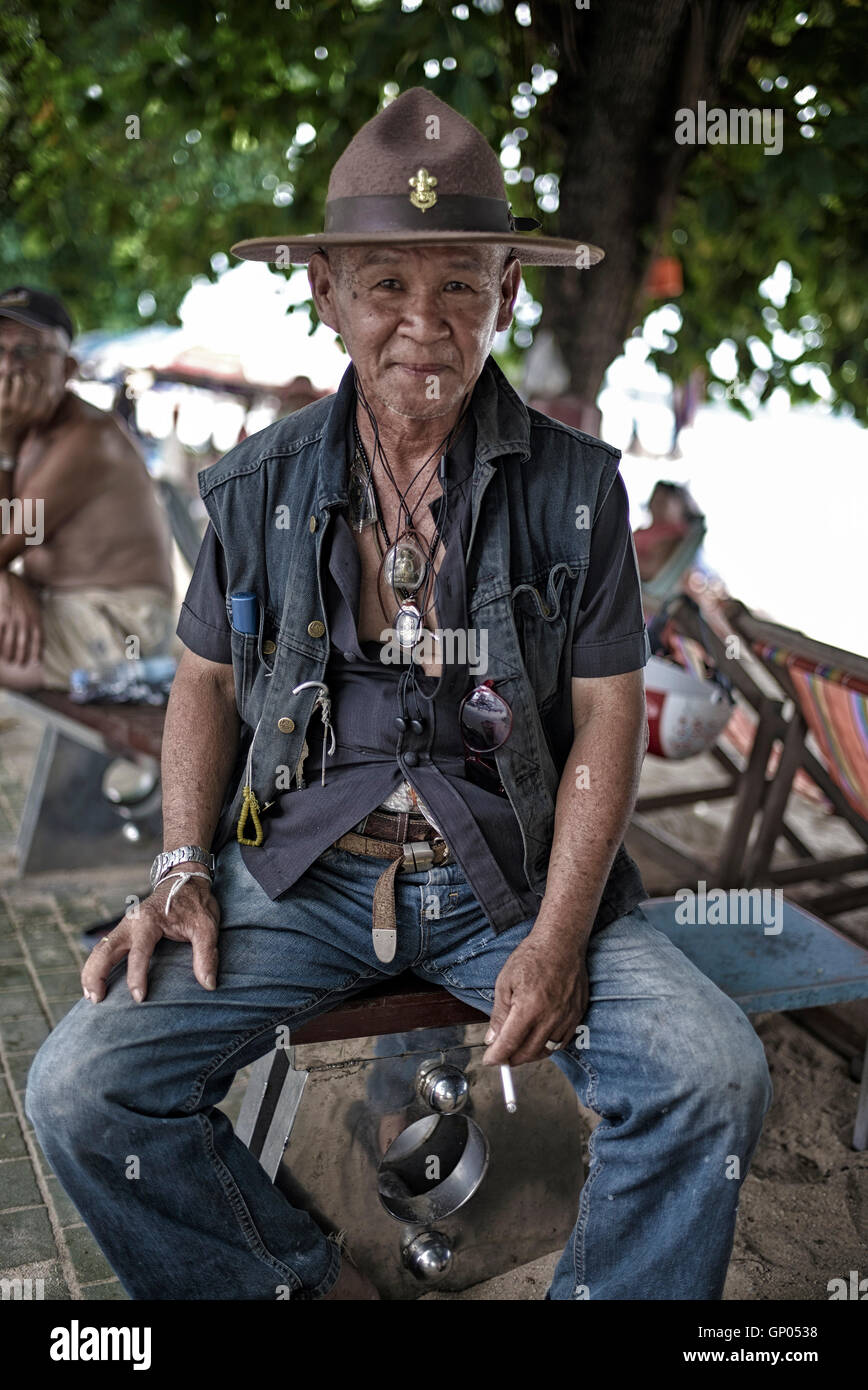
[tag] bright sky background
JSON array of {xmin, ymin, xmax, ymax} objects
[
  {"xmin": 600, "ymin": 324, "xmax": 868, "ymax": 659},
  {"xmin": 618, "ymin": 405, "xmax": 868, "ymax": 658}
]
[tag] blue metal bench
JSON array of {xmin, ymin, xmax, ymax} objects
[{"xmin": 640, "ymin": 895, "xmax": 868, "ymax": 1149}]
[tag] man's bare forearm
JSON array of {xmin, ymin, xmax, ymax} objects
[
  {"xmin": 0, "ymin": 466, "xmax": 18, "ymax": 559},
  {"xmin": 160, "ymin": 650, "xmax": 240, "ymax": 853},
  {"xmin": 535, "ymin": 695, "xmax": 646, "ymax": 949}
]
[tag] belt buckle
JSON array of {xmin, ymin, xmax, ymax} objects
[{"xmin": 401, "ymin": 841, "xmax": 434, "ymax": 871}]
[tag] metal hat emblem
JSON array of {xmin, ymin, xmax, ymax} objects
[{"xmin": 409, "ymin": 168, "xmax": 438, "ymax": 212}]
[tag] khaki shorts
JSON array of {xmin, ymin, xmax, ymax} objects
[{"xmin": 39, "ymin": 585, "xmax": 176, "ymax": 689}]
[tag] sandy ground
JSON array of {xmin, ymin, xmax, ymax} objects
[
  {"xmin": 623, "ymin": 743, "xmax": 868, "ymax": 1302},
  {"xmin": 419, "ymin": 1009, "xmax": 868, "ymax": 1302}
]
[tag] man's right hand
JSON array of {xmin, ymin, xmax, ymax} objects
[
  {"xmin": 81, "ymin": 873, "xmax": 221, "ymax": 1004},
  {"xmin": 0, "ymin": 571, "xmax": 43, "ymax": 665},
  {"xmin": 0, "ymin": 367, "xmax": 48, "ymax": 448}
]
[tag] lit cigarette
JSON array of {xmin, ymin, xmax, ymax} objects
[{"xmin": 500, "ymin": 1064, "xmax": 516, "ymax": 1113}]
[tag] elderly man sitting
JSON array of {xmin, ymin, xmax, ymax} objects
[
  {"xmin": 0, "ymin": 286, "xmax": 174, "ymax": 690},
  {"xmin": 25, "ymin": 89, "xmax": 771, "ymax": 1301}
]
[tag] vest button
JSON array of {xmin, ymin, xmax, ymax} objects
[
  {"xmin": 307, "ymin": 620, "xmax": 326, "ymax": 638},
  {"xmin": 403, "ymin": 750, "xmax": 419, "ymax": 767},
  {"xmin": 277, "ymin": 717, "xmax": 295, "ymax": 733},
  {"xmin": 262, "ymin": 640, "xmax": 276, "ymax": 655},
  {"xmin": 309, "ymin": 515, "xmax": 317, "ymax": 533}
]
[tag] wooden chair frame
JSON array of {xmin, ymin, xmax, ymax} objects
[{"xmin": 629, "ymin": 595, "xmax": 868, "ymax": 914}]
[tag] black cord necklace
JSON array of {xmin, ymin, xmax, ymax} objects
[{"xmin": 350, "ymin": 369, "xmax": 471, "ymax": 653}]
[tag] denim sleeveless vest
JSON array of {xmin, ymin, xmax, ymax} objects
[{"xmin": 198, "ymin": 356, "xmax": 646, "ymax": 933}]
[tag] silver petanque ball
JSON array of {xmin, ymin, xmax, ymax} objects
[
  {"xmin": 416, "ymin": 1061, "xmax": 470, "ymax": 1113},
  {"xmin": 401, "ymin": 1230, "xmax": 454, "ymax": 1281}
]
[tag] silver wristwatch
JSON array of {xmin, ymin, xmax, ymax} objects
[{"xmin": 150, "ymin": 845, "xmax": 215, "ymax": 889}]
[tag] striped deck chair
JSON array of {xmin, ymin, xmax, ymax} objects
[
  {"xmin": 716, "ymin": 702, "xmax": 830, "ymax": 810},
  {"xmin": 629, "ymin": 595, "xmax": 868, "ymax": 911},
  {"xmin": 765, "ymin": 649, "xmax": 868, "ymax": 822},
  {"xmin": 627, "ymin": 597, "xmax": 868, "ymax": 1112},
  {"xmin": 739, "ymin": 624, "xmax": 868, "ymax": 914}
]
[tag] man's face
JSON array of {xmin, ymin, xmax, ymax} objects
[
  {"xmin": 307, "ymin": 243, "xmax": 522, "ymax": 425},
  {"xmin": 649, "ymin": 487, "xmax": 685, "ymax": 527},
  {"xmin": 0, "ymin": 318, "xmax": 74, "ymax": 428}
]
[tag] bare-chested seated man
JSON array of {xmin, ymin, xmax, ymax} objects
[{"xmin": 0, "ymin": 286, "xmax": 175, "ymax": 691}]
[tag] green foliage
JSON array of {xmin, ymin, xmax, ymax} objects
[
  {"xmin": 645, "ymin": 0, "xmax": 868, "ymax": 420},
  {"xmin": 0, "ymin": 0, "xmax": 532, "ymax": 333},
  {"xmin": 1, "ymin": 0, "xmax": 864, "ymax": 419}
]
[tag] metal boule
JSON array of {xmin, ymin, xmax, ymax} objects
[
  {"xmin": 416, "ymin": 1059, "xmax": 470, "ymax": 1113},
  {"xmin": 401, "ymin": 1230, "xmax": 454, "ymax": 1281}
]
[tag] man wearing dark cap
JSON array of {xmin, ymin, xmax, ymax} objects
[
  {"xmin": 27, "ymin": 91, "xmax": 771, "ymax": 1302},
  {"xmin": 0, "ymin": 286, "xmax": 174, "ymax": 688}
]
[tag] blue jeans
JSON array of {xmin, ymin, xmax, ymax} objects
[{"xmin": 25, "ymin": 840, "xmax": 772, "ymax": 1300}]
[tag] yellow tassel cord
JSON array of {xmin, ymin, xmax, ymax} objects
[{"xmin": 236, "ymin": 784, "xmax": 264, "ymax": 846}]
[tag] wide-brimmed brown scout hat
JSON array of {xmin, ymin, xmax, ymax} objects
[{"xmin": 231, "ymin": 87, "xmax": 603, "ymax": 270}]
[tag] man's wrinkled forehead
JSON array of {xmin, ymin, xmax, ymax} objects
[
  {"xmin": 350, "ymin": 245, "xmax": 505, "ymax": 274},
  {"xmin": 0, "ymin": 316, "xmax": 68, "ymax": 349}
]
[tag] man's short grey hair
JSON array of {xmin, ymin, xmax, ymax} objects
[
  {"xmin": 49, "ymin": 324, "xmax": 73, "ymax": 352},
  {"xmin": 39, "ymin": 323, "xmax": 73, "ymax": 354}
]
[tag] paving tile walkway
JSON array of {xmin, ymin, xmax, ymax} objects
[{"xmin": 0, "ymin": 698, "xmax": 250, "ymax": 1301}]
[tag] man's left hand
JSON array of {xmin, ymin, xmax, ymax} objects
[{"xmin": 482, "ymin": 926, "xmax": 590, "ymax": 1067}]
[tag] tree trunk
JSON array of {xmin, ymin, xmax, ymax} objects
[{"xmin": 532, "ymin": 0, "xmax": 758, "ymax": 426}]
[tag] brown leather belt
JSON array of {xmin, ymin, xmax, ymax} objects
[{"xmin": 331, "ymin": 810, "xmax": 451, "ymax": 963}]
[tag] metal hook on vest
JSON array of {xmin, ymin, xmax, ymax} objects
[{"xmin": 292, "ymin": 680, "xmax": 336, "ymax": 785}]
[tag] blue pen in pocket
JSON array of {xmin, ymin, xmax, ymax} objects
[
  {"xmin": 230, "ymin": 592, "xmax": 259, "ymax": 635},
  {"xmin": 231, "ymin": 590, "xmax": 274, "ymax": 677}
]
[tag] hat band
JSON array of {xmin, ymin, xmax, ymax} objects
[{"xmin": 324, "ymin": 194, "xmax": 541, "ymax": 235}]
